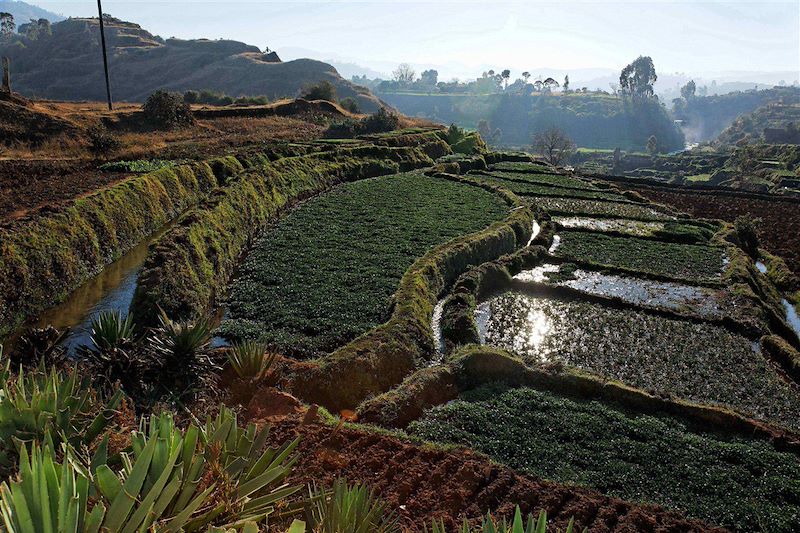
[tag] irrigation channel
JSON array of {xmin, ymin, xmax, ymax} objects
[{"xmin": 2, "ymin": 223, "xmax": 174, "ymax": 354}]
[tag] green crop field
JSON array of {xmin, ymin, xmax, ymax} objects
[
  {"xmin": 536, "ymin": 197, "xmax": 676, "ymax": 221},
  {"xmin": 217, "ymin": 172, "xmax": 509, "ymax": 356},
  {"xmin": 409, "ymin": 384, "xmax": 800, "ymax": 531},
  {"xmin": 478, "ymin": 170, "xmax": 601, "ymax": 190},
  {"xmin": 478, "ymin": 175, "xmax": 625, "ymax": 201},
  {"xmin": 553, "ymin": 230, "xmax": 724, "ymax": 282},
  {"xmin": 480, "ymin": 292, "xmax": 800, "ymax": 430}
]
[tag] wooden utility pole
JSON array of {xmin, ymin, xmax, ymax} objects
[
  {"xmin": 1, "ymin": 57, "xmax": 10, "ymax": 93},
  {"xmin": 97, "ymin": 0, "xmax": 113, "ymax": 110}
]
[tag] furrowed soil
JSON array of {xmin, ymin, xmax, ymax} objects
[
  {"xmin": 266, "ymin": 418, "xmax": 726, "ymax": 532},
  {"xmin": 625, "ymin": 185, "xmax": 800, "ymax": 275},
  {"xmin": 0, "ymin": 160, "xmax": 129, "ymax": 222}
]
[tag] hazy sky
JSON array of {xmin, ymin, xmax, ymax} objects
[{"xmin": 37, "ymin": 1, "xmax": 800, "ymax": 79}]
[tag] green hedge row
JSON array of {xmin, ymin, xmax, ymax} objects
[{"xmin": 0, "ymin": 156, "xmax": 243, "ymax": 337}]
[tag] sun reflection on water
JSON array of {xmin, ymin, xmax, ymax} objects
[{"xmin": 512, "ymin": 306, "xmax": 551, "ymax": 356}]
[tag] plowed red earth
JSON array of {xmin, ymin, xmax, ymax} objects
[
  {"xmin": 0, "ymin": 159, "xmax": 128, "ymax": 223},
  {"xmin": 628, "ymin": 185, "xmax": 800, "ymax": 275},
  {"xmin": 266, "ymin": 419, "xmax": 727, "ymax": 532}
]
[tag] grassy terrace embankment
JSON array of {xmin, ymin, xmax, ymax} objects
[
  {"xmin": 130, "ymin": 133, "xmax": 449, "ymax": 323},
  {"xmin": 217, "ymin": 172, "xmax": 509, "ymax": 356},
  {"xmin": 0, "ymin": 156, "xmax": 243, "ymax": 337},
  {"xmin": 409, "ymin": 384, "xmax": 800, "ymax": 531}
]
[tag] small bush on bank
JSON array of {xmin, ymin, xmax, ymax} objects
[
  {"xmin": 86, "ymin": 125, "xmax": 120, "ymax": 159},
  {"xmin": 339, "ymin": 96, "xmax": 360, "ymax": 113},
  {"xmin": 361, "ymin": 107, "xmax": 400, "ymax": 134},
  {"xmin": 143, "ymin": 90, "xmax": 194, "ymax": 128},
  {"xmin": 734, "ymin": 214, "xmax": 761, "ymax": 257},
  {"xmin": 302, "ymin": 80, "xmax": 337, "ymax": 102},
  {"xmin": 326, "ymin": 108, "xmax": 401, "ymax": 138}
]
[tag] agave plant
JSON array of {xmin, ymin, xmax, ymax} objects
[
  {"xmin": 228, "ymin": 341, "xmax": 276, "ymax": 380},
  {"xmin": 426, "ymin": 507, "xmax": 583, "ymax": 533},
  {"xmin": 305, "ymin": 478, "xmax": 401, "ymax": 533},
  {"xmin": 0, "ymin": 360, "xmax": 123, "ymax": 471},
  {"xmin": 12, "ymin": 325, "xmax": 69, "ymax": 367},
  {"xmin": 89, "ymin": 311, "xmax": 137, "ymax": 353},
  {"xmin": 0, "ymin": 407, "xmax": 305, "ymax": 532},
  {"xmin": 79, "ymin": 311, "xmax": 154, "ymax": 395},
  {"xmin": 150, "ymin": 308, "xmax": 213, "ymax": 364},
  {"xmin": 0, "ymin": 441, "xmax": 107, "ymax": 533}
]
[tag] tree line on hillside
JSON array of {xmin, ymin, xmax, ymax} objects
[
  {"xmin": 354, "ymin": 63, "xmax": 592, "ymax": 96},
  {"xmin": 373, "ymin": 56, "xmax": 683, "ymax": 152}
]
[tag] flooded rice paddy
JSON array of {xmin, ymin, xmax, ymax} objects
[
  {"xmin": 476, "ymin": 290, "xmax": 800, "ymax": 430},
  {"xmin": 513, "ymin": 264, "xmax": 725, "ymax": 318},
  {"xmin": 553, "ymin": 216, "xmax": 665, "ymax": 237}
]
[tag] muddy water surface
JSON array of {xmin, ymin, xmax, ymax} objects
[{"xmin": 5, "ymin": 224, "xmax": 171, "ymax": 354}]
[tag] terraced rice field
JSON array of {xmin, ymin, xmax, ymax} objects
[
  {"xmin": 477, "ymin": 173, "xmax": 625, "ymax": 201},
  {"xmin": 552, "ymin": 230, "xmax": 726, "ymax": 283},
  {"xmin": 536, "ymin": 196, "xmax": 676, "ymax": 221},
  {"xmin": 218, "ymin": 172, "xmax": 509, "ymax": 356},
  {"xmin": 477, "ymin": 170, "xmax": 602, "ymax": 190},
  {"xmin": 409, "ymin": 384, "xmax": 800, "ymax": 531},
  {"xmin": 477, "ymin": 292, "xmax": 800, "ymax": 430},
  {"xmin": 553, "ymin": 216, "xmax": 717, "ymax": 242}
]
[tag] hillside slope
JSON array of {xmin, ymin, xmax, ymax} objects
[
  {"xmin": 672, "ymin": 86, "xmax": 800, "ymax": 143},
  {"xmin": 381, "ymin": 91, "xmax": 684, "ymax": 152},
  {"xmin": 715, "ymin": 100, "xmax": 800, "ymax": 146},
  {"xmin": 0, "ymin": 0, "xmax": 64, "ymax": 24},
  {"xmin": 0, "ymin": 17, "xmax": 383, "ymax": 111}
]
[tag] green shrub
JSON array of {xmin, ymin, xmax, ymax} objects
[
  {"xmin": 361, "ymin": 108, "xmax": 400, "ymax": 134},
  {"xmin": 86, "ymin": 125, "xmax": 121, "ymax": 159},
  {"xmin": 11, "ymin": 326, "xmax": 68, "ymax": 367},
  {"xmin": 302, "ymin": 80, "xmax": 337, "ymax": 102},
  {"xmin": 183, "ymin": 90, "xmax": 200, "ymax": 104},
  {"xmin": 149, "ymin": 308, "xmax": 212, "ymax": 365},
  {"xmin": 143, "ymin": 90, "xmax": 194, "ymax": 128},
  {"xmin": 339, "ymin": 97, "xmax": 360, "ymax": 113},
  {"xmin": 734, "ymin": 214, "xmax": 761, "ymax": 257}
]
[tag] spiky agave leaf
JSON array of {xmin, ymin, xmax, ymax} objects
[
  {"xmin": 306, "ymin": 478, "xmax": 401, "ymax": 533},
  {"xmin": 227, "ymin": 341, "xmax": 276, "ymax": 380},
  {"xmin": 150, "ymin": 308, "xmax": 212, "ymax": 363},
  {"xmin": 0, "ymin": 360, "xmax": 123, "ymax": 472}
]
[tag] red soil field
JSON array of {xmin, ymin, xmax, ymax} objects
[
  {"xmin": 267, "ymin": 418, "xmax": 727, "ymax": 532},
  {"xmin": 624, "ymin": 185, "xmax": 800, "ymax": 276}
]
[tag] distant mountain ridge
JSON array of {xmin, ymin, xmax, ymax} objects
[
  {"xmin": 0, "ymin": 16, "xmax": 383, "ymax": 111},
  {"xmin": 0, "ymin": 0, "xmax": 64, "ymax": 24}
]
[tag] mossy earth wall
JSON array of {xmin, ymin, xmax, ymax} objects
[
  {"xmin": 0, "ymin": 156, "xmax": 244, "ymax": 337},
  {"xmin": 130, "ymin": 135, "xmax": 449, "ymax": 324},
  {"xmin": 288, "ymin": 172, "xmax": 536, "ymax": 411}
]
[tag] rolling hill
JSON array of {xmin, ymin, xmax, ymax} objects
[
  {"xmin": 0, "ymin": 0, "xmax": 64, "ymax": 24},
  {"xmin": 0, "ymin": 16, "xmax": 384, "ymax": 111}
]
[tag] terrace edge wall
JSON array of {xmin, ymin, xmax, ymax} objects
[{"xmin": 0, "ymin": 156, "xmax": 244, "ymax": 338}]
